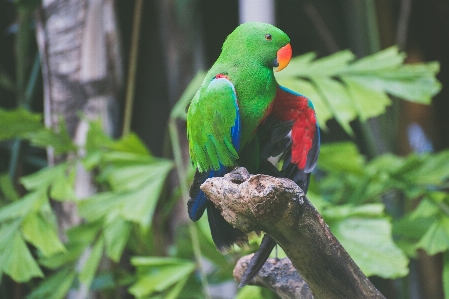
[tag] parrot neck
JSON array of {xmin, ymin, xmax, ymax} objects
[
  {"xmin": 234, "ymin": 67, "xmax": 277, "ymax": 147},
  {"xmin": 206, "ymin": 59, "xmax": 277, "ymax": 149}
]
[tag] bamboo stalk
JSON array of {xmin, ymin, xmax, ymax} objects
[{"xmin": 122, "ymin": 0, "xmax": 144, "ymax": 136}]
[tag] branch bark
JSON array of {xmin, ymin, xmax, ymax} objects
[
  {"xmin": 201, "ymin": 167, "xmax": 385, "ymax": 299},
  {"xmin": 234, "ymin": 255, "xmax": 313, "ymax": 299}
]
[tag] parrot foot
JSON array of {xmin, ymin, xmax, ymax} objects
[{"xmin": 226, "ymin": 167, "xmax": 250, "ymax": 184}]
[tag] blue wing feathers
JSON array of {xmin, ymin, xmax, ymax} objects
[
  {"xmin": 188, "ymin": 77, "xmax": 240, "ymax": 222},
  {"xmin": 278, "ymin": 85, "xmax": 303, "ymax": 97},
  {"xmin": 188, "ymin": 166, "xmax": 226, "ymax": 221},
  {"xmin": 231, "ymin": 91, "xmax": 240, "ymax": 152}
]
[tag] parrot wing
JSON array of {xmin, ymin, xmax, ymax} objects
[
  {"xmin": 187, "ymin": 76, "xmax": 240, "ymax": 173},
  {"xmin": 261, "ymin": 85, "xmax": 320, "ymax": 175},
  {"xmin": 187, "ymin": 76, "xmax": 241, "ymax": 222},
  {"xmin": 187, "ymin": 76, "xmax": 247, "ymax": 251},
  {"xmin": 239, "ymin": 85, "xmax": 320, "ymax": 288}
]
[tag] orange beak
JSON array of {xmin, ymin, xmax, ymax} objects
[{"xmin": 275, "ymin": 43, "xmax": 292, "ymax": 72}]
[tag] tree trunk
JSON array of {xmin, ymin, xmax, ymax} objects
[{"xmin": 35, "ymin": 0, "xmax": 123, "ymax": 297}]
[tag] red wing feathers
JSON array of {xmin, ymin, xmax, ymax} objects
[{"xmin": 271, "ymin": 86, "xmax": 319, "ymax": 172}]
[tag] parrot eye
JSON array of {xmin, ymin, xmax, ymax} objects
[{"xmin": 265, "ymin": 34, "xmax": 272, "ymax": 41}]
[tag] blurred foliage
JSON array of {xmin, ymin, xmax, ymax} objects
[
  {"xmin": 276, "ymin": 46, "xmax": 441, "ymax": 134},
  {"xmin": 0, "ymin": 49, "xmax": 449, "ymax": 298},
  {"xmin": 0, "ymin": 8, "xmax": 447, "ymax": 297},
  {"xmin": 0, "ymin": 112, "xmax": 174, "ymax": 298},
  {"xmin": 129, "ymin": 257, "xmax": 195, "ymax": 298},
  {"xmin": 310, "ymin": 141, "xmax": 449, "ymax": 278}
]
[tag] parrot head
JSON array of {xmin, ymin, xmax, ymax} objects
[{"xmin": 220, "ymin": 22, "xmax": 292, "ymax": 72}]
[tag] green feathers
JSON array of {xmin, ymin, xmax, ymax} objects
[
  {"xmin": 187, "ymin": 78, "xmax": 239, "ymax": 172},
  {"xmin": 220, "ymin": 22, "xmax": 290, "ymax": 68},
  {"xmin": 187, "ymin": 22, "xmax": 290, "ymax": 173}
]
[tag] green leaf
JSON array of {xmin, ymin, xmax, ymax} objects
[
  {"xmin": 329, "ymin": 214, "xmax": 408, "ymax": 278},
  {"xmin": 311, "ymin": 77, "xmax": 356, "ymax": 135},
  {"xmin": 128, "ymin": 275, "xmax": 158, "ymax": 298},
  {"xmin": 236, "ymin": 286, "xmax": 264, "ymax": 299},
  {"xmin": 0, "ymin": 108, "xmax": 43, "ymax": 140},
  {"xmin": 366, "ymin": 154, "xmax": 405, "ymax": 175},
  {"xmin": 104, "ymin": 159, "xmax": 172, "ymax": 192},
  {"xmin": 38, "ymin": 222, "xmax": 101, "ymax": 269},
  {"xmin": 79, "ymin": 237, "xmax": 105, "ymax": 290},
  {"xmin": 110, "ymin": 133, "xmax": 151, "ymax": 156},
  {"xmin": 0, "ymin": 189, "xmax": 47, "ymax": 222},
  {"xmin": 27, "ymin": 267, "xmax": 76, "ymax": 299},
  {"xmin": 85, "ymin": 120, "xmax": 114, "ymax": 152},
  {"xmin": 78, "ymin": 191, "xmax": 124, "ymax": 222},
  {"xmin": 129, "ymin": 257, "xmax": 195, "ymax": 298},
  {"xmin": 196, "ymin": 215, "xmax": 214, "ymax": 245},
  {"xmin": 416, "ymin": 217, "xmax": 449, "ymax": 255},
  {"xmin": 39, "ymin": 243, "xmax": 86, "ymax": 269},
  {"xmin": 21, "ymin": 213, "xmax": 65, "ymax": 257},
  {"xmin": 171, "ymin": 71, "xmax": 206, "ymax": 120},
  {"xmin": 82, "ymin": 151, "xmax": 102, "ymax": 170},
  {"xmin": 393, "ymin": 214, "xmax": 431, "ymax": 259},
  {"xmin": 164, "ymin": 275, "xmax": 190, "ymax": 299},
  {"xmin": 323, "ymin": 204, "xmax": 384, "ymax": 219},
  {"xmin": 375, "ymin": 61, "xmax": 440, "ymax": 79},
  {"xmin": 342, "ymin": 77, "xmax": 391, "ymax": 121},
  {"xmin": 408, "ymin": 151, "xmax": 449, "ymax": 186},
  {"xmin": 394, "ymin": 215, "xmax": 433, "ymax": 241},
  {"xmin": 345, "ymin": 46, "xmax": 405, "ymax": 72},
  {"xmin": 66, "ymin": 221, "xmax": 103, "ymax": 245},
  {"xmin": 275, "ymin": 52, "xmax": 316, "ymax": 79},
  {"xmin": 153, "ymin": 263, "xmax": 195, "ymax": 291},
  {"xmin": 0, "ymin": 232, "xmax": 43, "ymax": 282},
  {"xmin": 318, "ymin": 142, "xmax": 365, "ymax": 175},
  {"xmin": 49, "ymin": 166, "xmax": 76, "ymax": 201},
  {"xmin": 20, "ymin": 163, "xmax": 76, "ymax": 201},
  {"xmin": 301, "ymin": 50, "xmax": 355, "ymax": 76},
  {"xmin": 21, "ymin": 163, "xmax": 67, "ymax": 191},
  {"xmin": 409, "ymin": 198, "xmax": 440, "ymax": 220},
  {"xmin": 104, "ymin": 216, "xmax": 132, "ymax": 262},
  {"xmin": 80, "ymin": 153, "xmax": 172, "ymax": 227},
  {"xmin": 100, "ymin": 152, "xmax": 154, "ymax": 165},
  {"xmin": 0, "ymin": 174, "xmax": 19, "ymax": 202},
  {"xmin": 120, "ymin": 173, "xmax": 171, "ymax": 227},
  {"xmin": 131, "ymin": 256, "xmax": 193, "ymax": 267},
  {"xmin": 28, "ymin": 124, "xmax": 76, "ymax": 154},
  {"xmin": 349, "ymin": 74, "xmax": 439, "ymax": 104},
  {"xmin": 0, "ymin": 220, "xmax": 22, "ymax": 251},
  {"xmin": 275, "ymin": 47, "xmax": 441, "ymax": 132},
  {"xmin": 80, "ymin": 170, "xmax": 170, "ymax": 228}
]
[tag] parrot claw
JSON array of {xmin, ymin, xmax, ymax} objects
[{"xmin": 226, "ymin": 167, "xmax": 250, "ymax": 184}]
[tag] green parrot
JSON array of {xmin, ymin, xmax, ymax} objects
[{"xmin": 186, "ymin": 22, "xmax": 320, "ymax": 286}]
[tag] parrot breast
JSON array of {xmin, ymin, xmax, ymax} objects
[{"xmin": 228, "ymin": 67, "xmax": 277, "ymax": 147}]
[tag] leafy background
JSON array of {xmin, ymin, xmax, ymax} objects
[{"xmin": 1, "ymin": 1, "xmax": 449, "ymax": 299}]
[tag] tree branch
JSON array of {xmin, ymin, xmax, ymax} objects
[
  {"xmin": 201, "ymin": 167, "xmax": 385, "ymax": 299},
  {"xmin": 234, "ymin": 255, "xmax": 313, "ymax": 299}
]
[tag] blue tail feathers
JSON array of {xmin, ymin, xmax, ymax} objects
[
  {"xmin": 188, "ymin": 165, "xmax": 248, "ymax": 251},
  {"xmin": 188, "ymin": 166, "xmax": 226, "ymax": 221}
]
